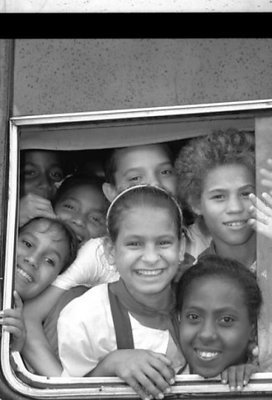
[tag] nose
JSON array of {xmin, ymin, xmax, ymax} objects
[
  {"xmin": 146, "ymin": 172, "xmax": 160, "ymax": 188},
  {"xmin": 24, "ymin": 254, "xmax": 38, "ymax": 269},
  {"xmin": 142, "ymin": 243, "xmax": 160, "ymax": 264},
  {"xmin": 198, "ymin": 318, "xmax": 218, "ymax": 343},
  {"xmin": 72, "ymin": 213, "xmax": 85, "ymax": 227},
  {"xmin": 226, "ymin": 194, "xmax": 244, "ymax": 213}
]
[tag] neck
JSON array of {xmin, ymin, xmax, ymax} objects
[
  {"xmin": 127, "ymin": 283, "xmax": 173, "ymax": 311},
  {"xmin": 213, "ymin": 233, "xmax": 256, "ymax": 268}
]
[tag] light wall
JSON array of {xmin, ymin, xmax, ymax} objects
[{"xmin": 13, "ymin": 39, "xmax": 272, "ymax": 116}]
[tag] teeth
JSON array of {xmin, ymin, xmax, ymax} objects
[
  {"xmin": 197, "ymin": 350, "xmax": 219, "ymax": 360},
  {"xmin": 225, "ymin": 221, "xmax": 246, "ymax": 227},
  {"xmin": 17, "ymin": 267, "xmax": 33, "ymax": 283},
  {"xmin": 136, "ymin": 269, "xmax": 162, "ymax": 276}
]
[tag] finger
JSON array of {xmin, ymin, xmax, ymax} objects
[
  {"xmin": 262, "ymin": 192, "xmax": 272, "ymax": 208},
  {"xmin": 249, "ymin": 194, "xmax": 272, "ymax": 216},
  {"xmin": 221, "ymin": 370, "xmax": 228, "ymax": 384},
  {"xmin": 125, "ymin": 375, "xmax": 156, "ymax": 400},
  {"xmin": 136, "ymin": 373, "xmax": 165, "ymax": 400},
  {"xmin": 0, "ymin": 315, "xmax": 24, "ymax": 330},
  {"xmin": 2, "ymin": 324, "xmax": 24, "ymax": 338},
  {"xmin": 226, "ymin": 366, "xmax": 237, "ymax": 391},
  {"xmin": 149, "ymin": 357, "xmax": 175, "ymax": 385},
  {"xmin": 234, "ymin": 366, "xmax": 245, "ymax": 391},
  {"xmin": 143, "ymin": 364, "xmax": 171, "ymax": 395},
  {"xmin": 13, "ymin": 291, "xmax": 23, "ymax": 310},
  {"xmin": 243, "ymin": 364, "xmax": 258, "ymax": 386},
  {"xmin": 151, "ymin": 352, "xmax": 173, "ymax": 367}
]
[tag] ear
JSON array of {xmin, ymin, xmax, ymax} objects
[
  {"xmin": 189, "ymin": 195, "xmax": 202, "ymax": 216},
  {"xmin": 102, "ymin": 182, "xmax": 118, "ymax": 202},
  {"xmin": 103, "ymin": 236, "xmax": 116, "ymax": 266}
]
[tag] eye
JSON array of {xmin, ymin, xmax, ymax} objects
[
  {"xmin": 241, "ymin": 191, "xmax": 252, "ymax": 199},
  {"xmin": 186, "ymin": 313, "xmax": 200, "ymax": 322},
  {"xmin": 160, "ymin": 167, "xmax": 174, "ymax": 176},
  {"xmin": 50, "ymin": 169, "xmax": 64, "ymax": 182},
  {"xmin": 126, "ymin": 241, "xmax": 141, "ymax": 248},
  {"xmin": 128, "ymin": 176, "xmax": 142, "ymax": 183},
  {"xmin": 44, "ymin": 257, "xmax": 55, "ymax": 267},
  {"xmin": 158, "ymin": 239, "xmax": 172, "ymax": 247},
  {"xmin": 21, "ymin": 239, "xmax": 32, "ymax": 248},
  {"xmin": 23, "ymin": 168, "xmax": 39, "ymax": 179},
  {"xmin": 211, "ymin": 194, "xmax": 224, "ymax": 200},
  {"xmin": 219, "ymin": 315, "xmax": 235, "ymax": 326},
  {"xmin": 62, "ymin": 202, "xmax": 75, "ymax": 210},
  {"xmin": 88, "ymin": 214, "xmax": 105, "ymax": 225}
]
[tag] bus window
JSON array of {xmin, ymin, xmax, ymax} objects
[{"xmin": 2, "ymin": 101, "xmax": 272, "ymax": 400}]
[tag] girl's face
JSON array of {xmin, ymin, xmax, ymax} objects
[
  {"xmin": 54, "ymin": 184, "xmax": 107, "ymax": 246},
  {"xmin": 179, "ymin": 276, "xmax": 254, "ymax": 378},
  {"xmin": 16, "ymin": 220, "xmax": 70, "ymax": 300},
  {"xmin": 110, "ymin": 206, "xmax": 180, "ymax": 303},
  {"xmin": 21, "ymin": 150, "xmax": 64, "ymax": 200},
  {"xmin": 195, "ymin": 164, "xmax": 255, "ymax": 249},
  {"xmin": 107, "ymin": 144, "xmax": 177, "ymax": 201}
]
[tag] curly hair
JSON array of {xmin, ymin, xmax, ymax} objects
[
  {"xmin": 174, "ymin": 128, "xmax": 255, "ymax": 214},
  {"xmin": 177, "ymin": 254, "xmax": 262, "ymax": 325}
]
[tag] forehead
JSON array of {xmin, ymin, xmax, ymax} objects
[
  {"xmin": 119, "ymin": 205, "xmax": 177, "ymax": 232},
  {"xmin": 21, "ymin": 219, "xmax": 67, "ymax": 242},
  {"xmin": 203, "ymin": 163, "xmax": 254, "ymax": 190},
  {"xmin": 115, "ymin": 144, "xmax": 171, "ymax": 169},
  {"xmin": 183, "ymin": 275, "xmax": 246, "ymax": 310},
  {"xmin": 24, "ymin": 150, "xmax": 61, "ymax": 167},
  {"xmin": 58, "ymin": 184, "xmax": 105, "ymax": 204}
]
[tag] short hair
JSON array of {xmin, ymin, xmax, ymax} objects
[
  {"xmin": 106, "ymin": 184, "xmax": 183, "ymax": 243},
  {"xmin": 103, "ymin": 143, "xmax": 175, "ymax": 185},
  {"xmin": 19, "ymin": 216, "xmax": 78, "ymax": 273},
  {"xmin": 52, "ymin": 173, "xmax": 107, "ymax": 208},
  {"xmin": 177, "ymin": 254, "xmax": 262, "ymax": 325},
  {"xmin": 174, "ymin": 129, "xmax": 255, "ymax": 215}
]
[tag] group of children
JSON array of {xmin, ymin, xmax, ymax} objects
[{"xmin": 1, "ymin": 129, "xmax": 272, "ymax": 400}]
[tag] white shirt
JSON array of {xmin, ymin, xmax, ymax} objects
[
  {"xmin": 58, "ymin": 283, "xmax": 184, "ymax": 377},
  {"xmin": 52, "ymin": 237, "xmax": 120, "ymax": 290}
]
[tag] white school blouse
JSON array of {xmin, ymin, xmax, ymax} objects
[
  {"xmin": 52, "ymin": 237, "xmax": 120, "ymax": 290},
  {"xmin": 58, "ymin": 283, "xmax": 185, "ymax": 377}
]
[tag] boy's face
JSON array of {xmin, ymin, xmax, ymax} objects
[
  {"xmin": 16, "ymin": 219, "xmax": 70, "ymax": 300},
  {"xmin": 21, "ymin": 150, "xmax": 64, "ymax": 200},
  {"xmin": 54, "ymin": 184, "xmax": 107, "ymax": 246},
  {"xmin": 109, "ymin": 206, "xmax": 180, "ymax": 303},
  {"xmin": 194, "ymin": 164, "xmax": 255, "ymax": 251},
  {"xmin": 105, "ymin": 144, "xmax": 177, "ymax": 201},
  {"xmin": 179, "ymin": 276, "xmax": 254, "ymax": 378}
]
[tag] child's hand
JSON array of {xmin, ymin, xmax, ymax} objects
[
  {"xmin": 91, "ymin": 349, "xmax": 175, "ymax": 400},
  {"xmin": 221, "ymin": 363, "xmax": 259, "ymax": 391},
  {"xmin": 248, "ymin": 193, "xmax": 272, "ymax": 239},
  {"xmin": 0, "ymin": 291, "xmax": 26, "ymax": 352},
  {"xmin": 19, "ymin": 193, "xmax": 56, "ymax": 227},
  {"xmin": 260, "ymin": 159, "xmax": 272, "ymax": 195}
]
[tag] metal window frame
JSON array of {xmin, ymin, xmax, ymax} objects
[{"xmin": 3, "ymin": 99, "xmax": 272, "ymax": 399}]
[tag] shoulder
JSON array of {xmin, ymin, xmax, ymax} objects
[{"xmin": 59, "ymin": 283, "xmax": 109, "ymax": 321}]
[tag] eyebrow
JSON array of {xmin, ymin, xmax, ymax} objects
[{"xmin": 208, "ymin": 184, "xmax": 255, "ymax": 192}]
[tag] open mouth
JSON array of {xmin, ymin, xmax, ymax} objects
[
  {"xmin": 195, "ymin": 349, "xmax": 220, "ymax": 361},
  {"xmin": 16, "ymin": 266, "xmax": 33, "ymax": 283},
  {"xmin": 135, "ymin": 269, "xmax": 164, "ymax": 277},
  {"xmin": 224, "ymin": 220, "xmax": 247, "ymax": 228}
]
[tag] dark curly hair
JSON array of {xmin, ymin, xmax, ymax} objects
[
  {"xmin": 177, "ymin": 254, "xmax": 262, "ymax": 325},
  {"xmin": 174, "ymin": 128, "xmax": 255, "ymax": 216}
]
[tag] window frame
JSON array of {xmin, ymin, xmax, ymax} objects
[{"xmin": 2, "ymin": 99, "xmax": 272, "ymax": 399}]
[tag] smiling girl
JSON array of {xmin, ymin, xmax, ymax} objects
[
  {"xmin": 57, "ymin": 185, "xmax": 186, "ymax": 385},
  {"xmin": 177, "ymin": 254, "xmax": 262, "ymax": 388}
]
